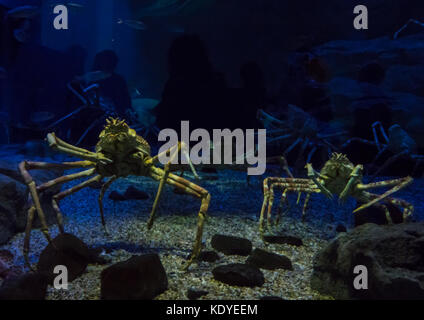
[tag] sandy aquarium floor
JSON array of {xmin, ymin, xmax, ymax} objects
[{"xmin": 2, "ymin": 168, "xmax": 423, "ymax": 300}]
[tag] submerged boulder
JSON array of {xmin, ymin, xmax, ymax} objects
[
  {"xmin": 246, "ymin": 248, "xmax": 293, "ymax": 271},
  {"xmin": 37, "ymin": 234, "xmax": 104, "ymax": 284},
  {"xmin": 0, "ymin": 273, "xmax": 48, "ymax": 300},
  {"xmin": 310, "ymin": 222, "xmax": 424, "ymax": 300},
  {"xmin": 212, "ymin": 263, "xmax": 264, "ymax": 287},
  {"xmin": 262, "ymin": 235, "xmax": 303, "ymax": 246},
  {"xmin": 211, "ymin": 234, "xmax": 252, "ymax": 256},
  {"xmin": 101, "ymin": 254, "xmax": 168, "ymax": 300}
]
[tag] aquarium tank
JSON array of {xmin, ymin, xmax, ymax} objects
[{"xmin": 0, "ymin": 0, "xmax": 423, "ymax": 306}]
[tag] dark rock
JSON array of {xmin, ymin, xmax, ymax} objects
[
  {"xmin": 101, "ymin": 254, "xmax": 168, "ymax": 300},
  {"xmin": 260, "ymin": 296, "xmax": 284, "ymax": 300},
  {"xmin": 108, "ymin": 191, "xmax": 127, "ymax": 201},
  {"xmin": 311, "ymin": 222, "xmax": 424, "ymax": 300},
  {"xmin": 123, "ymin": 186, "xmax": 149, "ymax": 200},
  {"xmin": 263, "ymin": 235, "xmax": 303, "ymax": 246},
  {"xmin": 211, "ymin": 234, "xmax": 252, "ymax": 256},
  {"xmin": 198, "ymin": 251, "xmax": 220, "ymax": 263},
  {"xmin": 37, "ymin": 233, "xmax": 92, "ymax": 284},
  {"xmin": 0, "ymin": 174, "xmax": 26, "ymax": 244},
  {"xmin": 246, "ymin": 248, "xmax": 293, "ymax": 271},
  {"xmin": 187, "ymin": 289, "xmax": 208, "ymax": 300},
  {"xmin": 212, "ymin": 263, "xmax": 264, "ymax": 287},
  {"xmin": 336, "ymin": 224, "xmax": 347, "ymax": 233},
  {"xmin": 0, "ymin": 273, "xmax": 48, "ymax": 300}
]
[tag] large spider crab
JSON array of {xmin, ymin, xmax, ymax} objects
[
  {"xmin": 259, "ymin": 153, "xmax": 413, "ymax": 235},
  {"xmin": 19, "ymin": 118, "xmax": 210, "ymax": 270}
]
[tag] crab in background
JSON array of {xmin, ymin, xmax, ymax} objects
[
  {"xmin": 342, "ymin": 121, "xmax": 424, "ymax": 178},
  {"xmin": 19, "ymin": 118, "xmax": 209, "ymax": 271},
  {"xmin": 259, "ymin": 153, "xmax": 413, "ymax": 236},
  {"xmin": 257, "ymin": 105, "xmax": 347, "ymax": 172}
]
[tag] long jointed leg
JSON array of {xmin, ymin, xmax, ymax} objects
[
  {"xmin": 19, "ymin": 161, "xmax": 97, "ymax": 268},
  {"xmin": 275, "ymin": 189, "xmax": 289, "ymax": 226},
  {"xmin": 385, "ymin": 197, "xmax": 414, "ymax": 221},
  {"xmin": 356, "ymin": 192, "xmax": 394, "ymax": 223},
  {"xmin": 47, "ymin": 133, "xmax": 112, "ymax": 164},
  {"xmin": 98, "ymin": 175, "xmax": 118, "ymax": 234},
  {"xmin": 260, "ymin": 177, "xmax": 319, "ymax": 236},
  {"xmin": 51, "ymin": 175, "xmax": 103, "ymax": 236},
  {"xmin": 149, "ymin": 167, "xmax": 210, "ymax": 270},
  {"xmin": 302, "ymin": 193, "xmax": 311, "ymax": 222},
  {"xmin": 19, "ymin": 162, "xmax": 96, "ymax": 239},
  {"xmin": 23, "ymin": 207, "xmax": 36, "ymax": 269},
  {"xmin": 260, "ymin": 177, "xmax": 312, "ymax": 236},
  {"xmin": 354, "ymin": 176, "xmax": 413, "ymax": 214},
  {"xmin": 147, "ymin": 142, "xmax": 185, "ymax": 229}
]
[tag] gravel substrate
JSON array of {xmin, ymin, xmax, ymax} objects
[{"xmin": 1, "ymin": 168, "xmax": 422, "ymax": 300}]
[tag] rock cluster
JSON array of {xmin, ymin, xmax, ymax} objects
[{"xmin": 311, "ymin": 222, "xmax": 424, "ymax": 299}]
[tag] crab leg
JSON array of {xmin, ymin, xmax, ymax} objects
[
  {"xmin": 20, "ymin": 161, "xmax": 96, "ymax": 241},
  {"xmin": 357, "ymin": 192, "xmax": 393, "ymax": 223},
  {"xmin": 384, "ymin": 197, "xmax": 414, "ymax": 220},
  {"xmin": 47, "ymin": 133, "xmax": 112, "ymax": 164},
  {"xmin": 306, "ymin": 163, "xmax": 333, "ymax": 199},
  {"xmin": 339, "ymin": 165, "xmax": 363, "ymax": 203},
  {"xmin": 260, "ymin": 178, "xmax": 318, "ymax": 235},
  {"xmin": 147, "ymin": 141, "xmax": 199, "ymax": 179},
  {"xmin": 353, "ymin": 176, "xmax": 413, "ymax": 214},
  {"xmin": 302, "ymin": 193, "xmax": 311, "ymax": 221},
  {"xmin": 147, "ymin": 142, "xmax": 185, "ymax": 229},
  {"xmin": 149, "ymin": 167, "xmax": 210, "ymax": 270},
  {"xmin": 51, "ymin": 175, "xmax": 103, "ymax": 234},
  {"xmin": 20, "ymin": 162, "xmax": 98, "ymax": 269},
  {"xmin": 23, "ymin": 207, "xmax": 36, "ymax": 270},
  {"xmin": 98, "ymin": 175, "xmax": 118, "ymax": 234}
]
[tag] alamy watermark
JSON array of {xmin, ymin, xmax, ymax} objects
[
  {"xmin": 353, "ymin": 5, "xmax": 368, "ymax": 30},
  {"xmin": 158, "ymin": 121, "xmax": 267, "ymax": 176},
  {"xmin": 53, "ymin": 265, "xmax": 69, "ymax": 290},
  {"xmin": 353, "ymin": 265, "xmax": 368, "ymax": 290},
  {"xmin": 53, "ymin": 5, "xmax": 68, "ymax": 30}
]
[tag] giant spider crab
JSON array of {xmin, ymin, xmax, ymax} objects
[
  {"xmin": 259, "ymin": 153, "xmax": 413, "ymax": 235},
  {"xmin": 257, "ymin": 105, "xmax": 346, "ymax": 172},
  {"xmin": 19, "ymin": 118, "xmax": 210, "ymax": 270}
]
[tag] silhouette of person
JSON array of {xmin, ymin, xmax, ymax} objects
[
  {"xmin": 155, "ymin": 34, "xmax": 227, "ymax": 132},
  {"xmin": 91, "ymin": 50, "xmax": 132, "ymax": 118}
]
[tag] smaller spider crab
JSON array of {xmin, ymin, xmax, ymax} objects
[
  {"xmin": 19, "ymin": 118, "xmax": 210, "ymax": 271},
  {"xmin": 342, "ymin": 121, "xmax": 424, "ymax": 178},
  {"xmin": 259, "ymin": 153, "xmax": 413, "ymax": 235}
]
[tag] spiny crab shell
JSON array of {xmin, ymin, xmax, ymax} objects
[
  {"xmin": 96, "ymin": 118, "xmax": 151, "ymax": 157},
  {"xmin": 319, "ymin": 153, "xmax": 363, "ymax": 195}
]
